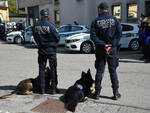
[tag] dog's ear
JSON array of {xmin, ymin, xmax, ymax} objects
[
  {"xmin": 87, "ymin": 69, "xmax": 91, "ymax": 74},
  {"xmin": 81, "ymin": 71, "xmax": 86, "ymax": 78}
]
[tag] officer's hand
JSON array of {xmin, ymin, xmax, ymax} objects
[
  {"xmin": 105, "ymin": 44, "xmax": 112, "ymax": 49},
  {"xmin": 105, "ymin": 44, "xmax": 112, "ymax": 54},
  {"xmin": 106, "ymin": 47, "xmax": 112, "ymax": 54}
]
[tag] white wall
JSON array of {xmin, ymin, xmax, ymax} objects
[
  {"xmin": 59, "ymin": 0, "xmax": 97, "ymax": 28},
  {"xmin": 59, "ymin": 0, "xmax": 84, "ymax": 25}
]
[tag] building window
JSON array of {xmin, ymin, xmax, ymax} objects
[
  {"xmin": 145, "ymin": 1, "xmax": 150, "ymax": 16},
  {"xmin": 54, "ymin": 10, "xmax": 60, "ymax": 23},
  {"xmin": 127, "ymin": 3, "xmax": 137, "ymax": 18},
  {"xmin": 112, "ymin": 5, "xmax": 121, "ymax": 19},
  {"xmin": 27, "ymin": 6, "xmax": 39, "ymax": 25},
  {"xmin": 54, "ymin": 0, "xmax": 60, "ymax": 5}
]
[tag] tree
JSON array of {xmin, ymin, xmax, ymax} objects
[{"xmin": 8, "ymin": 0, "xmax": 19, "ymax": 14}]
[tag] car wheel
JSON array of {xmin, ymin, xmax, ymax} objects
[
  {"xmin": 14, "ymin": 36, "xmax": 23, "ymax": 44},
  {"xmin": 129, "ymin": 39, "xmax": 140, "ymax": 51},
  {"xmin": 81, "ymin": 42, "xmax": 93, "ymax": 54}
]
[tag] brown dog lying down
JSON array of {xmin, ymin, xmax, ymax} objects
[{"xmin": 0, "ymin": 67, "xmax": 51, "ymax": 99}]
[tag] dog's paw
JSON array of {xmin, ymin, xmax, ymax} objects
[
  {"xmin": 84, "ymin": 97, "xmax": 88, "ymax": 101},
  {"xmin": 91, "ymin": 88, "xmax": 96, "ymax": 94}
]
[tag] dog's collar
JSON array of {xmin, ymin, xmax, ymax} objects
[{"xmin": 75, "ymin": 84, "xmax": 83, "ymax": 90}]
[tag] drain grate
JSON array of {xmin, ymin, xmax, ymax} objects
[{"xmin": 31, "ymin": 99, "xmax": 67, "ymax": 113}]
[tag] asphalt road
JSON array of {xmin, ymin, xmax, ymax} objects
[{"xmin": 0, "ymin": 40, "xmax": 150, "ymax": 113}]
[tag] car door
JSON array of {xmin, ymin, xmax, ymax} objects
[
  {"xmin": 24, "ymin": 26, "xmax": 33, "ymax": 42},
  {"xmin": 58, "ymin": 25, "xmax": 71, "ymax": 44},
  {"xmin": 120, "ymin": 24, "xmax": 135, "ymax": 48}
]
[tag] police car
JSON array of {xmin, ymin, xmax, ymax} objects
[
  {"xmin": 65, "ymin": 23, "xmax": 139, "ymax": 53},
  {"xmin": 58, "ymin": 25, "xmax": 88, "ymax": 45},
  {"xmin": 31, "ymin": 24, "xmax": 89, "ymax": 45},
  {"xmin": 6, "ymin": 26, "xmax": 33, "ymax": 44}
]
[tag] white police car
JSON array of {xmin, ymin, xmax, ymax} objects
[
  {"xmin": 6, "ymin": 26, "xmax": 33, "ymax": 44},
  {"xmin": 58, "ymin": 25, "xmax": 88, "ymax": 45},
  {"xmin": 65, "ymin": 23, "xmax": 139, "ymax": 53}
]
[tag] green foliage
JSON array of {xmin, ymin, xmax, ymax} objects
[{"xmin": 8, "ymin": 0, "xmax": 19, "ymax": 14}]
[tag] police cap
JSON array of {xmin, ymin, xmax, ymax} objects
[
  {"xmin": 40, "ymin": 9, "xmax": 49, "ymax": 16},
  {"xmin": 141, "ymin": 13, "xmax": 146, "ymax": 17},
  {"xmin": 98, "ymin": 2, "xmax": 109, "ymax": 10}
]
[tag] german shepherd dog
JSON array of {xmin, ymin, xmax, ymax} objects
[
  {"xmin": 64, "ymin": 69, "xmax": 95, "ymax": 112},
  {"xmin": 0, "ymin": 67, "xmax": 51, "ymax": 99}
]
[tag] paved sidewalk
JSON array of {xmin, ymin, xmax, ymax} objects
[{"xmin": 0, "ymin": 41, "xmax": 150, "ymax": 113}]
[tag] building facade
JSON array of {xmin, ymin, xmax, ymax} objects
[
  {"xmin": 97, "ymin": 0, "xmax": 150, "ymax": 23},
  {"xmin": 17, "ymin": 0, "xmax": 150, "ymax": 27},
  {"xmin": 0, "ymin": 0, "xmax": 9, "ymax": 22}
]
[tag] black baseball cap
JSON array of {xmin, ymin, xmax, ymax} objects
[
  {"xmin": 98, "ymin": 2, "xmax": 109, "ymax": 10},
  {"xmin": 40, "ymin": 9, "xmax": 49, "ymax": 16},
  {"xmin": 141, "ymin": 13, "xmax": 146, "ymax": 17}
]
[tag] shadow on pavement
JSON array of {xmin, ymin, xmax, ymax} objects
[
  {"xmin": 0, "ymin": 85, "xmax": 67, "ymax": 95},
  {"xmin": 23, "ymin": 44, "xmax": 37, "ymax": 49},
  {"xmin": 0, "ymin": 85, "xmax": 16, "ymax": 91},
  {"xmin": 119, "ymin": 59, "xmax": 144, "ymax": 63},
  {"xmin": 99, "ymin": 95, "xmax": 114, "ymax": 100},
  {"xmin": 56, "ymin": 88, "xmax": 67, "ymax": 95}
]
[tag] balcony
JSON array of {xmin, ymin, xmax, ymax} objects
[{"xmin": 0, "ymin": 1, "xmax": 8, "ymax": 7}]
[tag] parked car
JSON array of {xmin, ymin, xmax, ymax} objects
[
  {"xmin": 66, "ymin": 33, "xmax": 93, "ymax": 53},
  {"xmin": 58, "ymin": 25, "xmax": 88, "ymax": 45},
  {"xmin": 120, "ymin": 23, "xmax": 139, "ymax": 51},
  {"xmin": 6, "ymin": 26, "xmax": 33, "ymax": 44},
  {"xmin": 6, "ymin": 31, "xmax": 23, "ymax": 44},
  {"xmin": 31, "ymin": 24, "xmax": 89, "ymax": 45},
  {"xmin": 65, "ymin": 23, "xmax": 139, "ymax": 53}
]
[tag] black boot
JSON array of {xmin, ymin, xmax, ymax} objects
[
  {"xmin": 145, "ymin": 59, "xmax": 150, "ymax": 63},
  {"xmin": 49, "ymin": 85, "xmax": 57, "ymax": 95},
  {"xmin": 113, "ymin": 89, "xmax": 121, "ymax": 100},
  {"xmin": 139, "ymin": 56, "xmax": 146, "ymax": 60},
  {"xmin": 93, "ymin": 90, "xmax": 100, "ymax": 100},
  {"xmin": 39, "ymin": 88, "xmax": 45, "ymax": 94}
]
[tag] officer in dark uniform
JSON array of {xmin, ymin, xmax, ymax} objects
[
  {"xmin": 139, "ymin": 14, "xmax": 147, "ymax": 60},
  {"xmin": 0, "ymin": 23, "xmax": 6, "ymax": 40},
  {"xmin": 33, "ymin": 9, "xmax": 59, "ymax": 94},
  {"xmin": 90, "ymin": 2, "xmax": 122, "ymax": 100},
  {"xmin": 144, "ymin": 15, "xmax": 150, "ymax": 63}
]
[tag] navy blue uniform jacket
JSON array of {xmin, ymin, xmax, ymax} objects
[
  {"xmin": 33, "ymin": 18, "xmax": 59, "ymax": 49},
  {"xmin": 90, "ymin": 12, "xmax": 122, "ymax": 53}
]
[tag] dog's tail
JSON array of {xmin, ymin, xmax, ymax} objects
[
  {"xmin": 65, "ymin": 100, "xmax": 78, "ymax": 112},
  {"xmin": 0, "ymin": 91, "xmax": 16, "ymax": 99}
]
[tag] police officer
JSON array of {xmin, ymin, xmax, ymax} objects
[
  {"xmin": 139, "ymin": 14, "xmax": 147, "ymax": 60},
  {"xmin": 33, "ymin": 9, "xmax": 59, "ymax": 94},
  {"xmin": 0, "ymin": 23, "xmax": 6, "ymax": 40},
  {"xmin": 90, "ymin": 2, "xmax": 122, "ymax": 100},
  {"xmin": 144, "ymin": 15, "xmax": 150, "ymax": 63}
]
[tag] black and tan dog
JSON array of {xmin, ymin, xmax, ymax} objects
[
  {"xmin": 64, "ymin": 69, "xmax": 95, "ymax": 112},
  {"xmin": 0, "ymin": 67, "xmax": 51, "ymax": 99}
]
